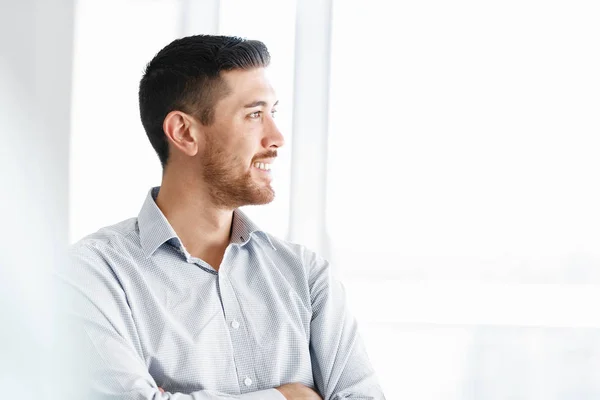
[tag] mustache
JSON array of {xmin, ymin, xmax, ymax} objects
[{"xmin": 253, "ymin": 150, "xmax": 278, "ymax": 161}]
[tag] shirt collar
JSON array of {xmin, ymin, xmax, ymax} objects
[
  {"xmin": 138, "ymin": 187, "xmax": 179, "ymax": 258},
  {"xmin": 231, "ymin": 207, "xmax": 276, "ymax": 250},
  {"xmin": 138, "ymin": 187, "xmax": 275, "ymax": 258}
]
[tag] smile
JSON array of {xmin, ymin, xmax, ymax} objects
[{"xmin": 253, "ymin": 162, "xmax": 272, "ymax": 171}]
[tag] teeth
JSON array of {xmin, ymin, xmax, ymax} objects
[{"xmin": 253, "ymin": 162, "xmax": 271, "ymax": 171}]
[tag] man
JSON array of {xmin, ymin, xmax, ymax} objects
[{"xmin": 59, "ymin": 35, "xmax": 385, "ymax": 399}]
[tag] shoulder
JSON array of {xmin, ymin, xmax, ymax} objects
[
  {"xmin": 258, "ymin": 232, "xmax": 331, "ymax": 278},
  {"xmin": 70, "ymin": 217, "xmax": 138, "ymax": 256},
  {"xmin": 66, "ymin": 217, "xmax": 140, "ymax": 278},
  {"xmin": 261, "ymin": 232, "xmax": 319, "ymax": 259}
]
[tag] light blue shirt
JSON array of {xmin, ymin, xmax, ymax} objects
[{"xmin": 58, "ymin": 187, "xmax": 385, "ymax": 399}]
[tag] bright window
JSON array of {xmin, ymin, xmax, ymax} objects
[{"xmin": 327, "ymin": 0, "xmax": 600, "ymax": 398}]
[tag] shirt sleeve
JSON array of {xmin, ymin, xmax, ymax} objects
[
  {"xmin": 55, "ymin": 243, "xmax": 285, "ymax": 400},
  {"xmin": 307, "ymin": 252, "xmax": 386, "ymax": 400}
]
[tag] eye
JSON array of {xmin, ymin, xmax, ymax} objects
[
  {"xmin": 271, "ymin": 109, "xmax": 278, "ymax": 118},
  {"xmin": 249, "ymin": 111, "xmax": 262, "ymax": 119}
]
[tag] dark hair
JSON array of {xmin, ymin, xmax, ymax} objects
[{"xmin": 139, "ymin": 35, "xmax": 271, "ymax": 168}]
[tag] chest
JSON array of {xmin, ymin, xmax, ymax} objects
[{"xmin": 124, "ymin": 254, "xmax": 314, "ymax": 394}]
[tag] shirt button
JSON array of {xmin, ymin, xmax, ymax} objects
[
  {"xmin": 244, "ymin": 377, "xmax": 252, "ymax": 387},
  {"xmin": 231, "ymin": 320, "xmax": 240, "ymax": 329}
]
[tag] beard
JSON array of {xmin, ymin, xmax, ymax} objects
[{"xmin": 200, "ymin": 136, "xmax": 275, "ymax": 209}]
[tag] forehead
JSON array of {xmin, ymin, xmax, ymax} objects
[{"xmin": 219, "ymin": 67, "xmax": 276, "ymax": 105}]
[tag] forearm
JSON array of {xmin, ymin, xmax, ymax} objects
[{"xmin": 138, "ymin": 388, "xmax": 284, "ymax": 400}]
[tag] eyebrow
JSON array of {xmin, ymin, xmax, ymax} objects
[{"xmin": 244, "ymin": 100, "xmax": 279, "ymax": 108}]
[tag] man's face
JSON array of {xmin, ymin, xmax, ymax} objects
[{"xmin": 198, "ymin": 67, "xmax": 284, "ymax": 209}]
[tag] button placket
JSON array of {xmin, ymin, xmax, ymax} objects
[{"xmin": 218, "ymin": 273, "xmax": 257, "ymax": 394}]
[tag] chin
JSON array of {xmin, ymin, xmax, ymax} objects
[
  {"xmin": 249, "ymin": 188, "xmax": 275, "ymax": 205},
  {"xmin": 242, "ymin": 182, "xmax": 275, "ymax": 206}
]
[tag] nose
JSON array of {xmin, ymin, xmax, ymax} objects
[{"xmin": 262, "ymin": 114, "xmax": 285, "ymax": 149}]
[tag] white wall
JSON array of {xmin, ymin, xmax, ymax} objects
[
  {"xmin": 69, "ymin": 0, "xmax": 180, "ymax": 243},
  {"xmin": 0, "ymin": 0, "xmax": 77, "ymax": 398}
]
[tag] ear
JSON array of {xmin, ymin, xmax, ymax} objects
[{"xmin": 163, "ymin": 111, "xmax": 201, "ymax": 157}]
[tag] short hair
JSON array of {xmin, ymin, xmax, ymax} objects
[{"xmin": 139, "ymin": 35, "xmax": 271, "ymax": 168}]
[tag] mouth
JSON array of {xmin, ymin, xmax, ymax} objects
[
  {"xmin": 252, "ymin": 158, "xmax": 275, "ymax": 173},
  {"xmin": 252, "ymin": 161, "xmax": 272, "ymax": 172}
]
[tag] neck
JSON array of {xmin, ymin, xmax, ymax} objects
[{"xmin": 155, "ymin": 169, "xmax": 233, "ymax": 271}]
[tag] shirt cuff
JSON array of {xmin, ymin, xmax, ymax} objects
[{"xmin": 240, "ymin": 388, "xmax": 286, "ymax": 400}]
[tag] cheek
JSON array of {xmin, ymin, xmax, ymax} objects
[
  {"xmin": 234, "ymin": 140, "xmax": 257, "ymax": 167},
  {"xmin": 232, "ymin": 135, "xmax": 258, "ymax": 161},
  {"xmin": 217, "ymin": 120, "xmax": 259, "ymax": 165}
]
